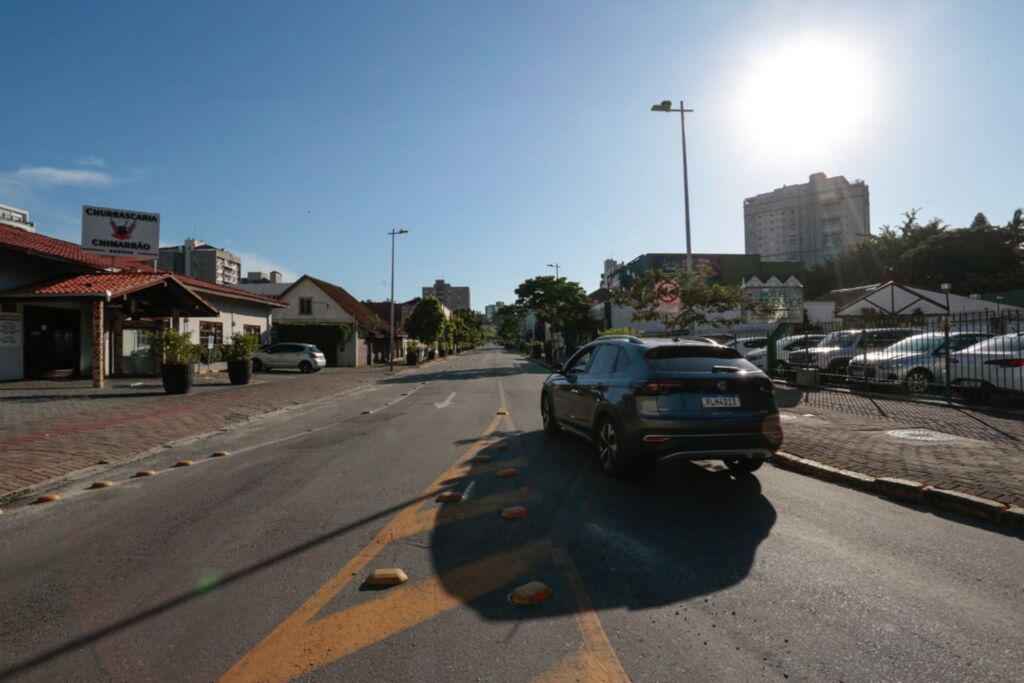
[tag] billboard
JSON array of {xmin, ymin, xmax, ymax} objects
[{"xmin": 81, "ymin": 205, "xmax": 160, "ymax": 258}]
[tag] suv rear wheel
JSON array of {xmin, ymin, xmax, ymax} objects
[
  {"xmin": 299, "ymin": 360, "xmax": 313, "ymax": 373},
  {"xmin": 595, "ymin": 415, "xmax": 631, "ymax": 477}
]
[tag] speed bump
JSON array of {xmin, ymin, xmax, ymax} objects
[
  {"xmin": 471, "ymin": 454, "xmax": 493, "ymax": 464},
  {"xmin": 210, "ymin": 451, "xmax": 230, "ymax": 458},
  {"xmin": 173, "ymin": 460, "xmax": 194, "ymax": 467},
  {"xmin": 496, "ymin": 468, "xmax": 518, "ymax": 478},
  {"xmin": 436, "ymin": 491, "xmax": 464, "ymax": 503},
  {"xmin": 34, "ymin": 494, "xmax": 61, "ymax": 504},
  {"xmin": 133, "ymin": 470, "xmax": 157, "ymax": 478},
  {"xmin": 366, "ymin": 568, "xmax": 408, "ymax": 587},
  {"xmin": 510, "ymin": 581, "xmax": 551, "ymax": 606},
  {"xmin": 501, "ymin": 506, "xmax": 527, "ymax": 519},
  {"xmin": 88, "ymin": 481, "xmax": 114, "ymax": 489}
]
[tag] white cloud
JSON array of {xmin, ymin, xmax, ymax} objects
[
  {"xmin": 76, "ymin": 156, "xmax": 105, "ymax": 168},
  {"xmin": 11, "ymin": 166, "xmax": 114, "ymax": 187}
]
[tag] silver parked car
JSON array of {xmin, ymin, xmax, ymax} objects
[
  {"xmin": 949, "ymin": 332, "xmax": 1024, "ymax": 399},
  {"xmin": 847, "ymin": 331, "xmax": 992, "ymax": 394},
  {"xmin": 745, "ymin": 334, "xmax": 825, "ymax": 372},
  {"xmin": 252, "ymin": 343, "xmax": 327, "ymax": 373},
  {"xmin": 787, "ymin": 328, "xmax": 920, "ymax": 377}
]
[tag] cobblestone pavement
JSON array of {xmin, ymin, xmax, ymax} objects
[
  {"xmin": 777, "ymin": 387, "xmax": 1024, "ymax": 506},
  {"xmin": 0, "ymin": 365, "xmax": 418, "ymax": 500}
]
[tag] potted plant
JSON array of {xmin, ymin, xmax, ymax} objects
[
  {"xmin": 153, "ymin": 329, "xmax": 196, "ymax": 394},
  {"xmin": 406, "ymin": 341, "xmax": 420, "ymax": 366},
  {"xmin": 225, "ymin": 333, "xmax": 260, "ymax": 385}
]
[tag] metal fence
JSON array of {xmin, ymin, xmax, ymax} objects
[{"xmin": 703, "ymin": 312, "xmax": 1024, "ymax": 406}]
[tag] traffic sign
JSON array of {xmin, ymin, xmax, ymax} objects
[{"xmin": 656, "ymin": 280, "xmax": 679, "ymax": 304}]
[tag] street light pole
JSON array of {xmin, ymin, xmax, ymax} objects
[
  {"xmin": 546, "ymin": 262, "xmax": 561, "ymax": 279},
  {"xmin": 388, "ymin": 228, "xmax": 409, "ymax": 372},
  {"xmin": 941, "ymin": 283, "xmax": 952, "ymax": 403},
  {"xmin": 651, "ymin": 99, "xmax": 695, "ymax": 275}
]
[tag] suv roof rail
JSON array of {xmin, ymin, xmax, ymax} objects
[{"xmin": 595, "ymin": 335, "xmax": 645, "ymax": 344}]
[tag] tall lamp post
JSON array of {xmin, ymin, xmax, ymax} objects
[
  {"xmin": 388, "ymin": 228, "xmax": 409, "ymax": 372},
  {"xmin": 651, "ymin": 99, "xmax": 695, "ymax": 275},
  {"xmin": 546, "ymin": 262, "xmax": 561, "ymax": 279}
]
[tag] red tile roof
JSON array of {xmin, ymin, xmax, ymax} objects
[
  {"xmin": 10, "ymin": 272, "xmax": 175, "ymax": 297},
  {"xmin": 283, "ymin": 275, "xmax": 390, "ymax": 334},
  {"xmin": 175, "ymin": 273, "xmax": 287, "ymax": 307},
  {"xmin": 0, "ymin": 222, "xmax": 148, "ymax": 270}
]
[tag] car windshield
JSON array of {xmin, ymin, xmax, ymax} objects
[
  {"xmin": 961, "ymin": 334, "xmax": 1023, "ymax": 354},
  {"xmin": 883, "ymin": 334, "xmax": 943, "ymax": 354},
  {"xmin": 818, "ymin": 331, "xmax": 858, "ymax": 347},
  {"xmin": 309, "ymin": 346, "xmax": 322, "ymax": 353}
]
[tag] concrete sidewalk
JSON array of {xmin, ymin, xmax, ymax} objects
[
  {"xmin": 0, "ymin": 363, "xmax": 429, "ymax": 503},
  {"xmin": 777, "ymin": 387, "xmax": 1024, "ymax": 507}
]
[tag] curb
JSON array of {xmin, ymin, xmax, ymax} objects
[{"xmin": 771, "ymin": 451, "xmax": 1022, "ymax": 533}]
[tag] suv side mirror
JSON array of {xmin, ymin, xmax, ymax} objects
[{"xmin": 550, "ymin": 363, "xmax": 562, "ymax": 374}]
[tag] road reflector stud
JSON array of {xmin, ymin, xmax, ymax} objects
[
  {"xmin": 497, "ymin": 468, "xmax": 518, "ymax": 478},
  {"xmin": 497, "ymin": 410, "xmax": 509, "ymax": 415},
  {"xmin": 495, "ymin": 442, "xmax": 510, "ymax": 451},
  {"xmin": 89, "ymin": 481, "xmax": 114, "ymax": 489},
  {"xmin": 0, "ymin": 508, "xmax": 5, "ymax": 515},
  {"xmin": 436, "ymin": 491, "xmax": 464, "ymax": 503},
  {"xmin": 366, "ymin": 568, "xmax": 408, "ymax": 587},
  {"xmin": 133, "ymin": 470, "xmax": 157, "ymax": 478},
  {"xmin": 472, "ymin": 454, "xmax": 492, "ymax": 463},
  {"xmin": 501, "ymin": 506, "xmax": 527, "ymax": 519},
  {"xmin": 34, "ymin": 494, "xmax": 61, "ymax": 504},
  {"xmin": 361, "ymin": 410, "xmax": 373, "ymax": 415},
  {"xmin": 174, "ymin": 460, "xmax": 194, "ymax": 467},
  {"xmin": 96, "ymin": 459, "xmax": 112, "ymax": 465},
  {"xmin": 510, "ymin": 581, "xmax": 551, "ymax": 606},
  {"xmin": 210, "ymin": 451, "xmax": 230, "ymax": 458}
]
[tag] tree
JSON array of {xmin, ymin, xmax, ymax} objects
[
  {"xmin": 452, "ymin": 309, "xmax": 486, "ymax": 349},
  {"xmin": 614, "ymin": 264, "xmax": 774, "ymax": 336},
  {"xmin": 495, "ymin": 304, "xmax": 526, "ymax": 343},
  {"xmin": 405, "ymin": 296, "xmax": 445, "ymax": 346},
  {"xmin": 514, "ymin": 276, "xmax": 597, "ymax": 348}
]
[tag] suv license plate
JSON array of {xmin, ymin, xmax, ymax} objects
[{"xmin": 701, "ymin": 395, "xmax": 741, "ymax": 408}]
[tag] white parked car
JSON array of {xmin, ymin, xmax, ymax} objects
[
  {"xmin": 949, "ymin": 333, "xmax": 1024, "ymax": 399},
  {"xmin": 847, "ymin": 331, "xmax": 992, "ymax": 394},
  {"xmin": 745, "ymin": 334, "xmax": 825, "ymax": 372},
  {"xmin": 252, "ymin": 343, "xmax": 327, "ymax": 373},
  {"xmin": 728, "ymin": 336, "xmax": 768, "ymax": 356}
]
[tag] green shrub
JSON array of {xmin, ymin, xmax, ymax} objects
[
  {"xmin": 224, "ymin": 333, "xmax": 260, "ymax": 361},
  {"xmin": 152, "ymin": 329, "xmax": 196, "ymax": 366}
]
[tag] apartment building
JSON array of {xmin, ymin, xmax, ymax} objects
[
  {"xmin": 743, "ymin": 172, "xmax": 870, "ymax": 268},
  {"xmin": 158, "ymin": 238, "xmax": 242, "ymax": 285},
  {"xmin": 422, "ymin": 279, "xmax": 471, "ymax": 311}
]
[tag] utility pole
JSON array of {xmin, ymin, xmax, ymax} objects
[
  {"xmin": 388, "ymin": 228, "xmax": 409, "ymax": 372},
  {"xmin": 651, "ymin": 99, "xmax": 695, "ymax": 275}
]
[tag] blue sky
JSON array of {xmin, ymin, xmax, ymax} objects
[{"xmin": 2, "ymin": 0, "xmax": 1021, "ymax": 309}]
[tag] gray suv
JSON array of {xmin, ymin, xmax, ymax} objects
[{"xmin": 540, "ymin": 336, "xmax": 782, "ymax": 477}]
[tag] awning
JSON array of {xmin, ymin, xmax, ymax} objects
[{"xmin": 1, "ymin": 273, "xmax": 218, "ymax": 317}]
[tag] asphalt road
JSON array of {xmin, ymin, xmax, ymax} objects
[{"xmin": 0, "ymin": 348, "xmax": 1021, "ymax": 682}]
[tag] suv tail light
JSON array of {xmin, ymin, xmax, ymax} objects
[
  {"xmin": 985, "ymin": 359, "xmax": 1024, "ymax": 368},
  {"xmin": 638, "ymin": 380, "xmax": 685, "ymax": 395}
]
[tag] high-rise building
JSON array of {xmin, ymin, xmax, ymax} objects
[
  {"xmin": 743, "ymin": 172, "xmax": 870, "ymax": 268},
  {"xmin": 422, "ymin": 279, "xmax": 471, "ymax": 311},
  {"xmin": 158, "ymin": 238, "xmax": 242, "ymax": 285},
  {"xmin": 484, "ymin": 302, "xmax": 506, "ymax": 322}
]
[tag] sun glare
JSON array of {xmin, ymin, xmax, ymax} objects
[{"xmin": 734, "ymin": 36, "xmax": 874, "ymax": 159}]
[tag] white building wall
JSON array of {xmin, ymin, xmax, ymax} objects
[
  {"xmin": 179, "ymin": 295, "xmax": 275, "ymax": 345},
  {"xmin": 274, "ymin": 279, "xmax": 357, "ymax": 325}
]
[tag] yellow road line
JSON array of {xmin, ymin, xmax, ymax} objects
[{"xmin": 220, "ymin": 382, "xmax": 512, "ymax": 683}]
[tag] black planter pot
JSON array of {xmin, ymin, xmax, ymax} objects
[
  {"xmin": 161, "ymin": 363, "xmax": 194, "ymax": 395},
  {"xmin": 406, "ymin": 351, "xmax": 418, "ymax": 366},
  {"xmin": 428, "ymin": 350, "xmax": 436, "ymax": 360},
  {"xmin": 227, "ymin": 359, "xmax": 253, "ymax": 385}
]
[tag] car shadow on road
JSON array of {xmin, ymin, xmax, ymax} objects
[{"xmin": 428, "ymin": 427, "xmax": 777, "ymax": 621}]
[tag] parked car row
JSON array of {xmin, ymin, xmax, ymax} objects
[{"xmin": 774, "ymin": 328, "xmax": 1022, "ymax": 398}]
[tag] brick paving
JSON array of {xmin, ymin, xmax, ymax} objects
[
  {"xmin": 0, "ymin": 365, "xmax": 410, "ymax": 500},
  {"xmin": 777, "ymin": 387, "xmax": 1024, "ymax": 506}
]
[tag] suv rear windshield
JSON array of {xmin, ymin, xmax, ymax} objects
[{"xmin": 645, "ymin": 345, "xmax": 743, "ymax": 371}]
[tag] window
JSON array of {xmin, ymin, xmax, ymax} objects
[
  {"xmin": 199, "ymin": 321, "xmax": 223, "ymax": 345},
  {"xmin": 299, "ymin": 297, "xmax": 313, "ymax": 315},
  {"xmin": 613, "ymin": 348, "xmax": 632, "ymax": 374},
  {"xmin": 588, "ymin": 345, "xmax": 618, "ymax": 375},
  {"xmin": 565, "ymin": 348, "xmax": 594, "ymax": 374},
  {"xmin": 243, "ymin": 324, "xmax": 261, "ymax": 337}
]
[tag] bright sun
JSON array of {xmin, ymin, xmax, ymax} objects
[{"xmin": 734, "ymin": 36, "xmax": 874, "ymax": 159}]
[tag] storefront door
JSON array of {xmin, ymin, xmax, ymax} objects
[{"xmin": 23, "ymin": 306, "xmax": 81, "ymax": 379}]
